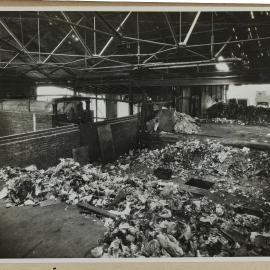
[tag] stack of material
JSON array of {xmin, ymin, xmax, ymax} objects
[
  {"xmin": 1, "ymin": 139, "xmax": 270, "ymax": 257},
  {"xmin": 146, "ymin": 109, "xmax": 200, "ymax": 134}
]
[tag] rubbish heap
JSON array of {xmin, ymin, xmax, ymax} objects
[
  {"xmin": 207, "ymin": 102, "xmax": 270, "ymax": 125},
  {"xmin": 146, "ymin": 109, "xmax": 200, "ymax": 134},
  {"xmin": 1, "ymin": 139, "xmax": 270, "ymax": 257},
  {"xmin": 174, "ymin": 112, "xmax": 200, "ymax": 134}
]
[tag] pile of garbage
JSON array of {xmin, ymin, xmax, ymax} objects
[
  {"xmin": 146, "ymin": 109, "xmax": 200, "ymax": 134},
  {"xmin": 1, "ymin": 139, "xmax": 270, "ymax": 257},
  {"xmin": 207, "ymin": 102, "xmax": 270, "ymax": 125},
  {"xmin": 174, "ymin": 112, "xmax": 200, "ymax": 134}
]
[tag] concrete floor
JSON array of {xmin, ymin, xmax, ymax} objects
[
  {"xmin": 201, "ymin": 123, "xmax": 270, "ymax": 143},
  {"xmin": 0, "ymin": 200, "xmax": 106, "ymax": 258}
]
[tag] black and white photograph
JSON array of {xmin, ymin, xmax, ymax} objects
[{"xmin": 1, "ymin": 2, "xmax": 270, "ymax": 260}]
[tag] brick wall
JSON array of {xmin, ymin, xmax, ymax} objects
[
  {"xmin": 0, "ymin": 115, "xmax": 139, "ymax": 169},
  {"xmin": 0, "ymin": 126, "xmax": 80, "ymax": 169},
  {"xmin": 0, "ymin": 111, "xmax": 55, "ymax": 137}
]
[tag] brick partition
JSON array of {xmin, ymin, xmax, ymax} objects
[
  {"xmin": 0, "ymin": 111, "xmax": 56, "ymax": 137},
  {"xmin": 0, "ymin": 115, "xmax": 139, "ymax": 168},
  {"xmin": 0, "ymin": 126, "xmax": 80, "ymax": 169}
]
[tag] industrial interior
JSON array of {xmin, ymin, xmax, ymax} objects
[{"xmin": 1, "ymin": 10, "xmax": 270, "ymax": 258}]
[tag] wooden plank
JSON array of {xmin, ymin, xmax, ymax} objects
[
  {"xmin": 40, "ymin": 199, "xmax": 61, "ymax": 207},
  {"xmin": 97, "ymin": 124, "xmax": 116, "ymax": 162},
  {"xmin": 77, "ymin": 203, "xmax": 117, "ymax": 219},
  {"xmin": 178, "ymin": 183, "xmax": 209, "ymax": 196}
]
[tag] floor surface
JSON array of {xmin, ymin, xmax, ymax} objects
[{"xmin": 0, "ymin": 201, "xmax": 105, "ymax": 258}]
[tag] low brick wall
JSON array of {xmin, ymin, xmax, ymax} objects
[{"xmin": 0, "ymin": 126, "xmax": 80, "ymax": 169}]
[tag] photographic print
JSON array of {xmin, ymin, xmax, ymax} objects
[{"xmin": 0, "ymin": 1, "xmax": 270, "ymax": 260}]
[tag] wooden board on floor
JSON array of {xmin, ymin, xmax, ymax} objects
[
  {"xmin": 178, "ymin": 183, "xmax": 210, "ymax": 196},
  {"xmin": 97, "ymin": 124, "xmax": 116, "ymax": 162}
]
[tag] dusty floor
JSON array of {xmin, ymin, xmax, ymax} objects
[{"xmin": 0, "ymin": 200, "xmax": 105, "ymax": 258}]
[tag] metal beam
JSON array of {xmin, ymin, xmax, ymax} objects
[
  {"xmin": 61, "ymin": 12, "xmax": 93, "ymax": 57},
  {"xmin": 183, "ymin": 12, "xmax": 201, "ymax": 45},
  {"xmin": 99, "ymin": 12, "xmax": 132, "ymax": 56},
  {"xmin": 142, "ymin": 46, "xmax": 168, "ymax": 64},
  {"xmin": 41, "ymin": 13, "xmax": 113, "ymax": 37},
  {"xmin": 132, "ymin": 75, "xmax": 246, "ymax": 87},
  {"xmin": 0, "ymin": 18, "xmax": 36, "ymax": 63},
  {"xmin": 163, "ymin": 13, "xmax": 178, "ymax": 46},
  {"xmin": 95, "ymin": 12, "xmax": 122, "ymax": 39},
  {"xmin": 124, "ymin": 36, "xmax": 175, "ymax": 47},
  {"xmin": 41, "ymin": 13, "xmax": 174, "ymax": 48},
  {"xmin": 185, "ymin": 48, "xmax": 209, "ymax": 60},
  {"xmin": 81, "ymin": 57, "xmax": 240, "ymax": 72},
  {"xmin": 4, "ymin": 34, "xmax": 37, "ymax": 68},
  {"xmin": 214, "ymin": 36, "xmax": 233, "ymax": 58},
  {"xmin": 0, "ymin": 19, "xmax": 53, "ymax": 80},
  {"xmin": 43, "ymin": 17, "xmax": 84, "ymax": 64}
]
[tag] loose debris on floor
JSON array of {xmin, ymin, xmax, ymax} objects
[
  {"xmin": 1, "ymin": 139, "xmax": 270, "ymax": 257},
  {"xmin": 202, "ymin": 117, "xmax": 245, "ymax": 126}
]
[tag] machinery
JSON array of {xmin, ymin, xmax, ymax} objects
[
  {"xmin": 51, "ymin": 96, "xmax": 94, "ymax": 124},
  {"xmin": 0, "ymin": 96, "xmax": 94, "ymax": 125}
]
